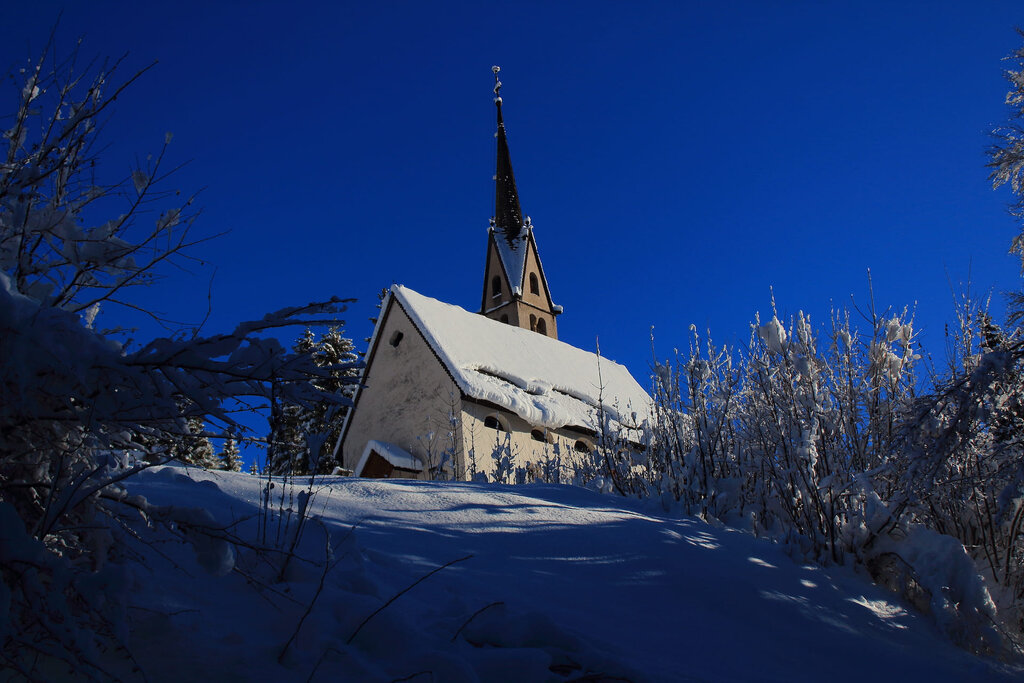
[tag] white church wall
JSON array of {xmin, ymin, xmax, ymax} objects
[
  {"xmin": 341, "ymin": 300, "xmax": 462, "ymax": 473},
  {"xmin": 459, "ymin": 400, "xmax": 596, "ymax": 482}
]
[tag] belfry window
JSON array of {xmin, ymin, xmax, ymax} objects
[
  {"xmin": 529, "ymin": 273, "xmax": 539, "ymax": 295},
  {"xmin": 536, "ymin": 318, "xmax": 547, "ymax": 336},
  {"xmin": 529, "ymin": 314, "xmax": 537, "ymax": 331},
  {"xmin": 500, "ymin": 314, "xmax": 509, "ymax": 324},
  {"xmin": 491, "ymin": 276, "xmax": 502, "ymax": 299}
]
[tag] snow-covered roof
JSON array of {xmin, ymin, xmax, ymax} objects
[
  {"xmin": 392, "ymin": 286, "xmax": 652, "ymax": 434},
  {"xmin": 355, "ymin": 440, "xmax": 422, "ymax": 477}
]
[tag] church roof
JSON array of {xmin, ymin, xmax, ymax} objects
[{"xmin": 391, "ymin": 285, "xmax": 651, "ymax": 434}]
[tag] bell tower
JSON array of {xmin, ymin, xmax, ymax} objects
[{"xmin": 479, "ymin": 67, "xmax": 562, "ymax": 338}]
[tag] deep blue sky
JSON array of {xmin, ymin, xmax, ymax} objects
[{"xmin": 5, "ymin": 2, "xmax": 1024, "ymax": 393}]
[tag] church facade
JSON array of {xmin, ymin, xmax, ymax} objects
[{"xmin": 333, "ymin": 71, "xmax": 650, "ymax": 480}]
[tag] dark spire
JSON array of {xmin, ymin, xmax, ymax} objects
[{"xmin": 492, "ymin": 66, "xmax": 524, "ymax": 243}]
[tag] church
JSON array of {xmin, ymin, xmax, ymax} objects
[{"xmin": 333, "ymin": 69, "xmax": 652, "ymax": 479}]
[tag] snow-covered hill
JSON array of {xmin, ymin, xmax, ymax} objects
[{"xmin": 121, "ymin": 467, "xmax": 1021, "ymax": 682}]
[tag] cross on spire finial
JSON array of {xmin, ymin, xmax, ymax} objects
[{"xmin": 492, "ymin": 65, "xmax": 502, "ymax": 104}]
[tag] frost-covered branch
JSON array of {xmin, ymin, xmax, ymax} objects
[{"xmin": 0, "ymin": 39, "xmax": 362, "ymax": 676}]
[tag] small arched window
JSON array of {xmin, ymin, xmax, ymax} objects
[
  {"xmin": 491, "ymin": 276, "xmax": 502, "ymax": 299},
  {"xmin": 484, "ymin": 415, "xmax": 506, "ymax": 431},
  {"xmin": 529, "ymin": 314, "xmax": 537, "ymax": 331},
  {"xmin": 531, "ymin": 429, "xmax": 546, "ymax": 442},
  {"xmin": 389, "ymin": 331, "xmax": 404, "ymax": 347},
  {"xmin": 500, "ymin": 314, "xmax": 509, "ymax": 324},
  {"xmin": 536, "ymin": 318, "xmax": 547, "ymax": 336},
  {"xmin": 574, "ymin": 439, "xmax": 591, "ymax": 454},
  {"xmin": 529, "ymin": 273, "xmax": 539, "ymax": 295}
]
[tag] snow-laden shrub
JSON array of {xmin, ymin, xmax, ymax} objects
[
  {"xmin": 648, "ymin": 325, "xmax": 741, "ymax": 521},
  {"xmin": 0, "ymin": 42, "xmax": 358, "ymax": 675},
  {"xmin": 647, "ymin": 304, "xmax": 918, "ymax": 554},
  {"xmin": 871, "ymin": 524, "xmax": 1005, "ymax": 655},
  {"xmin": 896, "ymin": 306, "xmax": 1024, "ymax": 647},
  {"xmin": 639, "ymin": 299, "xmax": 1019, "ymax": 653},
  {"xmin": 640, "ymin": 297, "xmax": 1024, "ymax": 655}
]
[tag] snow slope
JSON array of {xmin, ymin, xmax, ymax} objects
[{"xmin": 121, "ymin": 467, "xmax": 1020, "ymax": 682}]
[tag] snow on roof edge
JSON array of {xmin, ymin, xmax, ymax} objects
[{"xmin": 390, "ymin": 287, "xmax": 475, "ymax": 401}]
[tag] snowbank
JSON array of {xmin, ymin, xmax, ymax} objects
[{"xmin": 116, "ymin": 467, "xmax": 1022, "ymax": 682}]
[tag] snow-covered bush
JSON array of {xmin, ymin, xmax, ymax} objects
[
  {"xmin": 642, "ymin": 301, "xmax": 1020, "ymax": 653},
  {"xmin": 649, "ymin": 325, "xmax": 740, "ymax": 521},
  {"xmin": 0, "ymin": 42, "xmax": 357, "ymax": 675},
  {"xmin": 647, "ymin": 301, "xmax": 919, "ymax": 559},
  {"xmin": 611, "ymin": 25, "xmax": 1024, "ymax": 658},
  {"xmin": 743, "ymin": 305, "xmax": 919, "ymax": 564},
  {"xmin": 896, "ymin": 304, "xmax": 1024, "ymax": 649}
]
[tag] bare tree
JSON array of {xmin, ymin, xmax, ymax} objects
[{"xmin": 0, "ymin": 38, "xmax": 357, "ymax": 677}]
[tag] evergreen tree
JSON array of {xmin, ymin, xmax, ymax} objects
[
  {"xmin": 140, "ymin": 411, "xmax": 218, "ymax": 467},
  {"xmin": 365, "ymin": 287, "xmax": 390, "ymax": 343},
  {"xmin": 181, "ymin": 416, "xmax": 218, "ymax": 468},
  {"xmin": 266, "ymin": 401, "xmax": 305, "ymax": 475},
  {"xmin": 265, "ymin": 327, "xmax": 359, "ymax": 475},
  {"xmin": 219, "ymin": 436, "xmax": 242, "ymax": 472},
  {"xmin": 267, "ymin": 331, "xmax": 316, "ymax": 475},
  {"xmin": 990, "ymin": 29, "xmax": 1024, "ymax": 282},
  {"xmin": 310, "ymin": 326, "xmax": 359, "ymax": 472}
]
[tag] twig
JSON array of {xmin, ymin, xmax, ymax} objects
[
  {"xmin": 278, "ymin": 520, "xmax": 331, "ymax": 664},
  {"xmin": 306, "ymin": 646, "xmax": 343, "ymax": 682},
  {"xmin": 346, "ymin": 554, "xmax": 473, "ymax": 645},
  {"xmin": 450, "ymin": 601, "xmax": 504, "ymax": 642}
]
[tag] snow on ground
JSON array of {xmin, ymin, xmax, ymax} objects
[{"xmin": 121, "ymin": 466, "xmax": 1022, "ymax": 682}]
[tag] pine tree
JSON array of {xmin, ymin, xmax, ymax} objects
[
  {"xmin": 185, "ymin": 417, "xmax": 215, "ymax": 467},
  {"xmin": 990, "ymin": 29, "xmax": 1024, "ymax": 279},
  {"xmin": 248, "ymin": 460, "xmax": 261, "ymax": 476},
  {"xmin": 310, "ymin": 326, "xmax": 359, "ymax": 472},
  {"xmin": 265, "ymin": 327, "xmax": 359, "ymax": 475},
  {"xmin": 183, "ymin": 416, "xmax": 218, "ymax": 468},
  {"xmin": 267, "ymin": 390, "xmax": 309, "ymax": 475},
  {"xmin": 267, "ymin": 330, "xmax": 318, "ymax": 475},
  {"xmin": 219, "ymin": 436, "xmax": 242, "ymax": 472},
  {"xmin": 365, "ymin": 287, "xmax": 390, "ymax": 342},
  {"xmin": 141, "ymin": 411, "xmax": 217, "ymax": 467}
]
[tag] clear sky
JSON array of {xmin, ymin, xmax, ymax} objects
[{"xmin": 4, "ymin": 2, "xmax": 1024, "ymax": 403}]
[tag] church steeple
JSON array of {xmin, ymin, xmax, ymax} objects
[
  {"xmin": 480, "ymin": 67, "xmax": 561, "ymax": 339},
  {"xmin": 493, "ymin": 69, "xmax": 524, "ymax": 245}
]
